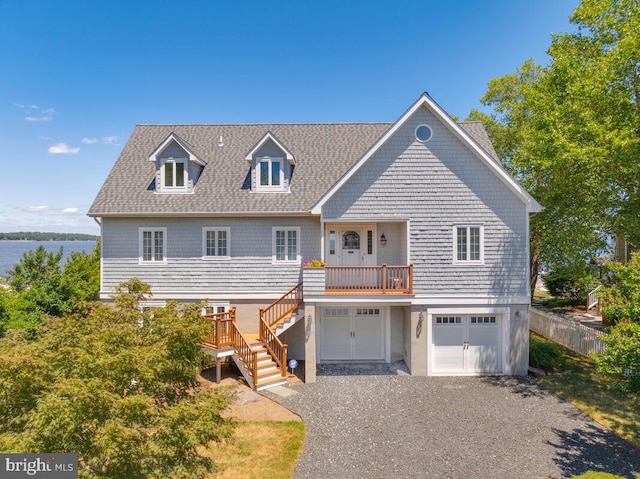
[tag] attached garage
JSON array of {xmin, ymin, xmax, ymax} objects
[
  {"xmin": 429, "ymin": 310, "xmax": 509, "ymax": 375},
  {"xmin": 319, "ymin": 306, "xmax": 386, "ymax": 361}
]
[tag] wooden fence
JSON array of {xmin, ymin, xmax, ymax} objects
[{"xmin": 530, "ymin": 308, "xmax": 607, "ymax": 357}]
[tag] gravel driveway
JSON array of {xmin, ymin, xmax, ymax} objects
[{"xmin": 266, "ymin": 363, "xmax": 640, "ymax": 479}]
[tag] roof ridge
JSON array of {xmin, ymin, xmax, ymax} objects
[{"xmin": 135, "ymin": 122, "xmax": 395, "ymax": 127}]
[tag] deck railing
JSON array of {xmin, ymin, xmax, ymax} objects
[
  {"xmin": 202, "ymin": 308, "xmax": 236, "ymax": 349},
  {"xmin": 325, "ymin": 264, "xmax": 413, "ymax": 294}
]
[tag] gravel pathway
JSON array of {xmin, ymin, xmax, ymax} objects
[{"xmin": 266, "ymin": 364, "xmax": 640, "ymax": 479}]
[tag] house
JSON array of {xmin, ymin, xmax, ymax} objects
[{"xmin": 89, "ymin": 93, "xmax": 542, "ymax": 390}]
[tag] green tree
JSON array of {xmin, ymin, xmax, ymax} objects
[
  {"xmin": 61, "ymin": 240, "xmax": 101, "ymax": 304},
  {"xmin": 593, "ymin": 321, "xmax": 640, "ymax": 394},
  {"xmin": 2, "ymin": 242, "xmax": 100, "ymax": 330},
  {"xmin": 0, "ymin": 279, "xmax": 235, "ymax": 478},
  {"xmin": 600, "ymin": 253, "xmax": 640, "ymax": 324},
  {"xmin": 470, "ymin": 0, "xmax": 640, "ymax": 295}
]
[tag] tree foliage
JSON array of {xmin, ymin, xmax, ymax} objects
[
  {"xmin": 0, "ymin": 279, "xmax": 235, "ymax": 478},
  {"xmin": 600, "ymin": 253, "xmax": 640, "ymax": 324},
  {"xmin": 0, "ymin": 242, "xmax": 100, "ymax": 331},
  {"xmin": 469, "ymin": 0, "xmax": 640, "ymax": 294},
  {"xmin": 593, "ymin": 321, "xmax": 640, "ymax": 395}
]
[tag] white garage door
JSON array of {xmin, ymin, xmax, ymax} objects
[
  {"xmin": 320, "ymin": 307, "xmax": 385, "ymax": 360},
  {"xmin": 432, "ymin": 315, "xmax": 502, "ymax": 374}
]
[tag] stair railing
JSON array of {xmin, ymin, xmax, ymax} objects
[
  {"xmin": 229, "ymin": 320, "xmax": 258, "ymax": 383},
  {"xmin": 259, "ymin": 282, "xmax": 303, "ymax": 377},
  {"xmin": 586, "ymin": 285, "xmax": 602, "ymax": 315}
]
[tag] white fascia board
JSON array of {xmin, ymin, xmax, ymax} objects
[
  {"xmin": 148, "ymin": 132, "xmax": 207, "ymax": 166},
  {"xmin": 321, "ymin": 217, "xmax": 410, "ymax": 223},
  {"xmin": 303, "ymin": 295, "xmax": 413, "ymax": 304},
  {"xmin": 100, "ymin": 291, "xmax": 286, "ymax": 301},
  {"xmin": 89, "ymin": 211, "xmax": 316, "ymax": 218},
  {"xmin": 311, "ymin": 92, "xmax": 542, "ymax": 214},
  {"xmin": 244, "ymin": 131, "xmax": 295, "ymax": 164},
  {"xmin": 413, "ymin": 295, "xmax": 531, "ymax": 305}
]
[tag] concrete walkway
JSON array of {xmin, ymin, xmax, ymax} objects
[{"xmin": 266, "ymin": 365, "xmax": 640, "ymax": 479}]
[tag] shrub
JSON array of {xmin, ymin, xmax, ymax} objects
[
  {"xmin": 593, "ymin": 321, "xmax": 640, "ymax": 395},
  {"xmin": 543, "ymin": 266, "xmax": 600, "ymax": 304},
  {"xmin": 530, "ymin": 336, "xmax": 564, "ymax": 371},
  {"xmin": 600, "ymin": 253, "xmax": 640, "ymax": 325}
]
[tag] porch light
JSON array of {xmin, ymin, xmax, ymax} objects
[{"xmin": 380, "ymin": 233, "xmax": 387, "ymax": 246}]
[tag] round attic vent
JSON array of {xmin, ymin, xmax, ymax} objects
[{"xmin": 415, "ymin": 124, "xmax": 433, "ymax": 143}]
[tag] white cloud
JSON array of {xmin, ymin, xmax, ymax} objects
[
  {"xmin": 0, "ymin": 205, "xmax": 98, "ymax": 235},
  {"xmin": 25, "ymin": 115, "xmax": 53, "ymax": 122},
  {"xmin": 82, "ymin": 138, "xmax": 98, "ymax": 144},
  {"xmin": 15, "ymin": 103, "xmax": 56, "ymax": 121},
  {"xmin": 102, "ymin": 135, "xmax": 120, "ymax": 145},
  {"xmin": 61, "ymin": 207, "xmax": 79, "ymax": 214},
  {"xmin": 26, "ymin": 205, "xmax": 50, "ymax": 212},
  {"xmin": 48, "ymin": 143, "xmax": 80, "ymax": 154}
]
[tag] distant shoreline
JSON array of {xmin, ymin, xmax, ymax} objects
[{"xmin": 0, "ymin": 232, "xmax": 98, "ymax": 241}]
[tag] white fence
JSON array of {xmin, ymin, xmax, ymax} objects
[{"xmin": 530, "ymin": 308, "xmax": 607, "ymax": 357}]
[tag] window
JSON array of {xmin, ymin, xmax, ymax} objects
[
  {"xmin": 162, "ymin": 160, "xmax": 186, "ymax": 188},
  {"xmin": 202, "ymin": 228, "xmax": 230, "ymax": 259},
  {"xmin": 202, "ymin": 304, "xmax": 229, "ymax": 315},
  {"xmin": 415, "ymin": 124, "xmax": 433, "ymax": 143},
  {"xmin": 258, "ymin": 157, "xmax": 284, "ymax": 190},
  {"xmin": 273, "ymin": 227, "xmax": 300, "ymax": 263},
  {"xmin": 329, "ymin": 230, "xmax": 336, "ymax": 255},
  {"xmin": 139, "ymin": 228, "xmax": 166, "ymax": 263},
  {"xmin": 454, "ymin": 226, "xmax": 483, "ymax": 263}
]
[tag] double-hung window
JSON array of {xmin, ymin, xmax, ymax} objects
[
  {"xmin": 202, "ymin": 227, "xmax": 230, "ymax": 259},
  {"xmin": 258, "ymin": 157, "xmax": 284, "ymax": 190},
  {"xmin": 272, "ymin": 227, "xmax": 300, "ymax": 264},
  {"xmin": 454, "ymin": 226, "xmax": 483, "ymax": 263},
  {"xmin": 140, "ymin": 228, "xmax": 167, "ymax": 263}
]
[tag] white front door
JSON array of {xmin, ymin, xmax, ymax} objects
[
  {"xmin": 325, "ymin": 225, "xmax": 376, "ymax": 267},
  {"xmin": 432, "ymin": 315, "xmax": 502, "ymax": 374}
]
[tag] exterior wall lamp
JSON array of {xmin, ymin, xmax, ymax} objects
[{"xmin": 380, "ymin": 233, "xmax": 387, "ymax": 246}]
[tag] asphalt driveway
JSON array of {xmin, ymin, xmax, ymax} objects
[{"xmin": 266, "ymin": 363, "xmax": 640, "ymax": 479}]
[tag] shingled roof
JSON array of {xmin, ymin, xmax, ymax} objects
[{"xmin": 88, "ymin": 121, "xmax": 498, "ymax": 217}]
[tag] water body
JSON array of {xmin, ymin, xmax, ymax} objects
[{"xmin": 0, "ymin": 240, "xmax": 96, "ymax": 280}]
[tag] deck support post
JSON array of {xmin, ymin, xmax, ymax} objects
[{"xmin": 216, "ymin": 357, "xmax": 222, "ymax": 384}]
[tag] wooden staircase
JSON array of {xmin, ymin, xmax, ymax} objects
[{"xmin": 202, "ymin": 282, "xmax": 303, "ymax": 391}]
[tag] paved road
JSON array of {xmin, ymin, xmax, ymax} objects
[{"xmin": 267, "ymin": 364, "xmax": 640, "ymax": 479}]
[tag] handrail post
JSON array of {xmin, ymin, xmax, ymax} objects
[
  {"xmin": 282, "ymin": 344, "xmax": 288, "ymax": 377},
  {"xmin": 409, "ymin": 264, "xmax": 413, "ymax": 294},
  {"xmin": 382, "ymin": 263, "xmax": 387, "ymax": 293}
]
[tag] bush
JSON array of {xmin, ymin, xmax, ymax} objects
[
  {"xmin": 543, "ymin": 266, "xmax": 600, "ymax": 304},
  {"xmin": 530, "ymin": 336, "xmax": 564, "ymax": 371},
  {"xmin": 593, "ymin": 321, "xmax": 640, "ymax": 395},
  {"xmin": 600, "ymin": 253, "xmax": 640, "ymax": 325}
]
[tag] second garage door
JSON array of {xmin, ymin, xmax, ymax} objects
[
  {"xmin": 320, "ymin": 307, "xmax": 385, "ymax": 361},
  {"xmin": 432, "ymin": 315, "xmax": 503, "ymax": 374}
]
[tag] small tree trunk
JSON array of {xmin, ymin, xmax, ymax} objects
[{"xmin": 530, "ymin": 237, "xmax": 541, "ymax": 301}]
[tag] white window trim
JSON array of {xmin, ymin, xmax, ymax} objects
[
  {"xmin": 256, "ymin": 156, "xmax": 285, "ymax": 192},
  {"xmin": 272, "ymin": 226, "xmax": 301, "ymax": 264},
  {"xmin": 160, "ymin": 157, "xmax": 189, "ymax": 192},
  {"xmin": 139, "ymin": 227, "xmax": 167, "ymax": 265},
  {"xmin": 453, "ymin": 225, "xmax": 484, "ymax": 264},
  {"xmin": 201, "ymin": 302, "xmax": 230, "ymax": 315},
  {"xmin": 202, "ymin": 227, "xmax": 231, "ymax": 260}
]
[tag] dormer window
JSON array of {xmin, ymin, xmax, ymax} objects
[
  {"xmin": 163, "ymin": 159, "xmax": 187, "ymax": 189},
  {"xmin": 245, "ymin": 131, "xmax": 295, "ymax": 194},
  {"xmin": 148, "ymin": 133, "xmax": 206, "ymax": 194},
  {"xmin": 259, "ymin": 157, "xmax": 283, "ymax": 189}
]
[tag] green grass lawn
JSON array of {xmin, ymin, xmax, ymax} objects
[{"xmin": 533, "ymin": 333, "xmax": 640, "ymax": 449}]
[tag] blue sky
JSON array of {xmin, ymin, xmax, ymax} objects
[{"xmin": 0, "ymin": 0, "xmax": 578, "ymax": 235}]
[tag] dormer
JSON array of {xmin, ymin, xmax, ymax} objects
[
  {"xmin": 245, "ymin": 132, "xmax": 295, "ymax": 193},
  {"xmin": 148, "ymin": 133, "xmax": 206, "ymax": 194}
]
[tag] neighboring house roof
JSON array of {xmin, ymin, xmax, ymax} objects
[{"xmin": 89, "ymin": 94, "xmax": 538, "ymax": 217}]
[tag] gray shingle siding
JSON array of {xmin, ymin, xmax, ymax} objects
[
  {"xmin": 322, "ymin": 106, "xmax": 528, "ymax": 296},
  {"xmin": 101, "ymin": 216, "xmax": 320, "ymax": 294}
]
